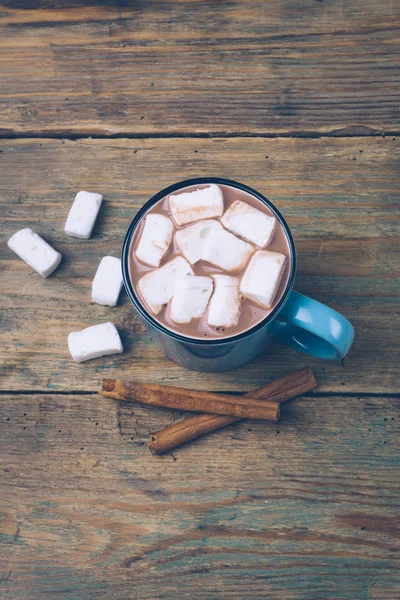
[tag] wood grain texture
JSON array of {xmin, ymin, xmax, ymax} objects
[
  {"xmin": 1, "ymin": 137, "xmax": 398, "ymax": 393},
  {"xmin": 0, "ymin": 392, "xmax": 399, "ymax": 600},
  {"xmin": 0, "ymin": 0, "xmax": 399, "ymax": 136}
]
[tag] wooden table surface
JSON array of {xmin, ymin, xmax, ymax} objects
[{"xmin": 0, "ymin": 2, "xmax": 399, "ymax": 599}]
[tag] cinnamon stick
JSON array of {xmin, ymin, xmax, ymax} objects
[
  {"xmin": 100, "ymin": 380, "xmax": 280, "ymax": 422},
  {"xmin": 149, "ymin": 366, "xmax": 317, "ymax": 455}
]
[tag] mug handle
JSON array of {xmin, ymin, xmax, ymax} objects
[{"xmin": 276, "ymin": 291, "xmax": 354, "ymax": 359}]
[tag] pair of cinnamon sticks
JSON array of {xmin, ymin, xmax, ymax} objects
[{"xmin": 99, "ymin": 366, "xmax": 317, "ymax": 455}]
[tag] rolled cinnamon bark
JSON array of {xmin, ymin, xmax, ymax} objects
[
  {"xmin": 100, "ymin": 379, "xmax": 280, "ymax": 422},
  {"xmin": 149, "ymin": 366, "xmax": 316, "ymax": 455}
]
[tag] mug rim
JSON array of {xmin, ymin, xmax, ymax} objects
[{"xmin": 122, "ymin": 177, "xmax": 297, "ymax": 346}]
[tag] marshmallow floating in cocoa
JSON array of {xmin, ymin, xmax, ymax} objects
[
  {"xmin": 221, "ymin": 200, "xmax": 276, "ymax": 248},
  {"xmin": 169, "ymin": 184, "xmax": 224, "ymax": 226},
  {"xmin": 169, "ymin": 275, "xmax": 213, "ymax": 324},
  {"xmin": 174, "ymin": 219, "xmax": 222, "ymax": 265},
  {"xmin": 135, "ymin": 213, "xmax": 174, "ymax": 267},
  {"xmin": 138, "ymin": 256, "xmax": 193, "ymax": 315},
  {"xmin": 207, "ymin": 274, "xmax": 241, "ymax": 328},
  {"xmin": 240, "ymin": 250, "xmax": 286, "ymax": 309},
  {"xmin": 202, "ymin": 227, "xmax": 254, "ymax": 272}
]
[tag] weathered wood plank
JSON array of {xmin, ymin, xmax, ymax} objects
[
  {"xmin": 0, "ymin": 137, "xmax": 398, "ymax": 393},
  {"xmin": 0, "ymin": 0, "xmax": 399, "ymax": 135},
  {"xmin": 0, "ymin": 392, "xmax": 399, "ymax": 599}
]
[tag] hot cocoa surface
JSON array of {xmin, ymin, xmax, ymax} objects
[{"xmin": 129, "ymin": 184, "xmax": 291, "ymax": 340}]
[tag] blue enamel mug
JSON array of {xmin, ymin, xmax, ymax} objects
[{"xmin": 122, "ymin": 177, "xmax": 354, "ymax": 372}]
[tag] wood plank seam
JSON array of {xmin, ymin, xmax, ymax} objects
[
  {"xmin": 1, "ymin": 391, "xmax": 400, "ymax": 398},
  {"xmin": 1, "ymin": 129, "xmax": 399, "ymax": 141}
]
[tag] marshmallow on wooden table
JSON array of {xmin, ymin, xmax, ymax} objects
[
  {"xmin": 169, "ymin": 184, "xmax": 224, "ymax": 226},
  {"xmin": 135, "ymin": 213, "xmax": 174, "ymax": 267},
  {"xmin": 170, "ymin": 276, "xmax": 213, "ymax": 324},
  {"xmin": 68, "ymin": 322, "xmax": 123, "ymax": 363},
  {"xmin": 207, "ymin": 275, "xmax": 241, "ymax": 328},
  {"xmin": 138, "ymin": 256, "xmax": 193, "ymax": 315},
  {"xmin": 202, "ymin": 228, "xmax": 254, "ymax": 272},
  {"xmin": 174, "ymin": 219, "xmax": 222, "ymax": 264},
  {"xmin": 221, "ymin": 200, "xmax": 276, "ymax": 248},
  {"xmin": 7, "ymin": 228, "xmax": 62, "ymax": 278},
  {"xmin": 240, "ymin": 250, "xmax": 286, "ymax": 309},
  {"xmin": 64, "ymin": 191, "xmax": 103, "ymax": 239},
  {"xmin": 92, "ymin": 256, "xmax": 123, "ymax": 307}
]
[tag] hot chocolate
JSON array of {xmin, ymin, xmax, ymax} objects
[{"xmin": 128, "ymin": 183, "xmax": 291, "ymax": 340}]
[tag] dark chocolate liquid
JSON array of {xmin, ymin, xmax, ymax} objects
[{"xmin": 129, "ymin": 184, "xmax": 291, "ymax": 340}]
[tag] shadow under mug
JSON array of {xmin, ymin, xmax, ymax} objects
[{"xmin": 122, "ymin": 177, "xmax": 354, "ymax": 372}]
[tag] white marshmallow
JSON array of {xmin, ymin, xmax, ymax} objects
[
  {"xmin": 138, "ymin": 256, "xmax": 193, "ymax": 315},
  {"xmin": 135, "ymin": 213, "xmax": 174, "ymax": 267},
  {"xmin": 68, "ymin": 322, "xmax": 123, "ymax": 363},
  {"xmin": 169, "ymin": 276, "xmax": 213, "ymax": 324},
  {"xmin": 202, "ymin": 228, "xmax": 254, "ymax": 272},
  {"xmin": 174, "ymin": 219, "xmax": 222, "ymax": 264},
  {"xmin": 221, "ymin": 200, "xmax": 276, "ymax": 248},
  {"xmin": 91, "ymin": 256, "xmax": 123, "ymax": 307},
  {"xmin": 7, "ymin": 228, "xmax": 62, "ymax": 278},
  {"xmin": 169, "ymin": 184, "xmax": 224, "ymax": 226},
  {"xmin": 64, "ymin": 191, "xmax": 103, "ymax": 239},
  {"xmin": 240, "ymin": 250, "xmax": 286, "ymax": 309},
  {"xmin": 207, "ymin": 275, "xmax": 241, "ymax": 328}
]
